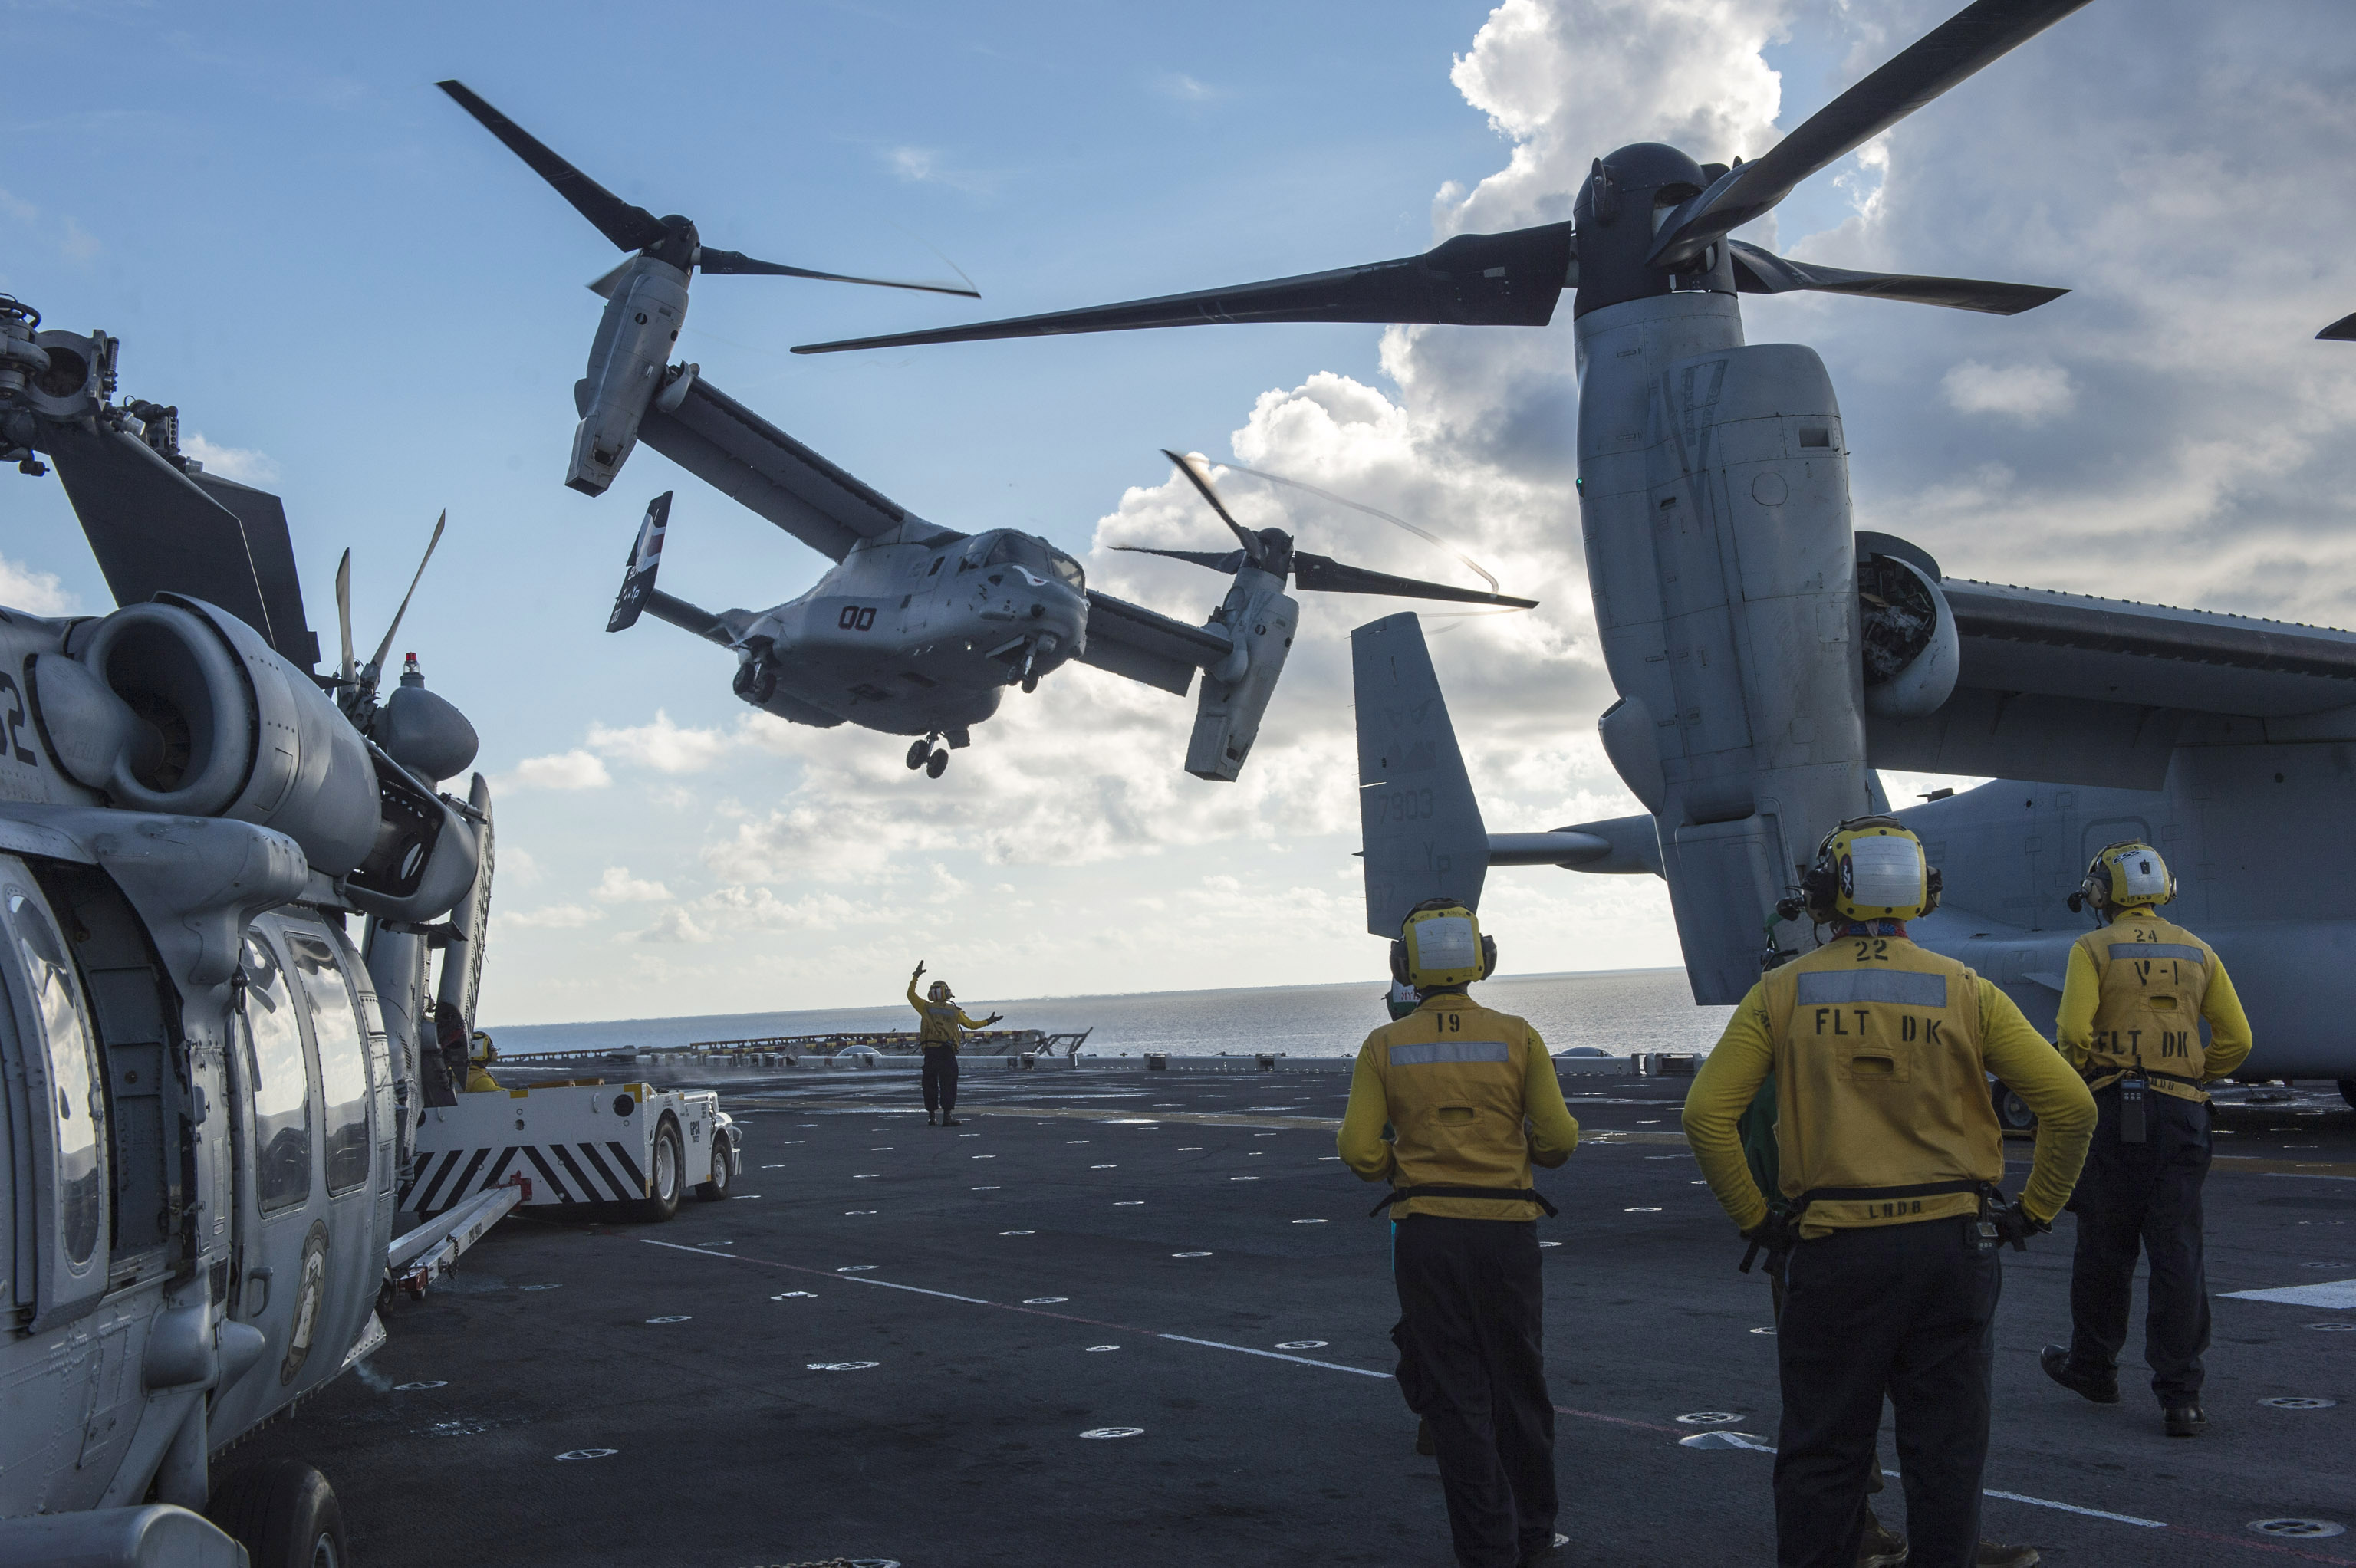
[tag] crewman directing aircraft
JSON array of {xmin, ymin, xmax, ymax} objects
[
  {"xmin": 2040, "ymin": 841, "xmax": 2252, "ymax": 1437},
  {"xmin": 1683, "ymin": 817, "xmax": 2094, "ymax": 1568},
  {"xmin": 1340, "ymin": 899, "xmax": 1578, "ymax": 1568},
  {"xmin": 908, "ymin": 962, "xmax": 1002, "ymax": 1126}
]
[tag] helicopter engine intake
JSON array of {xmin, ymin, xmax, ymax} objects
[{"xmin": 1857, "ymin": 549, "xmax": 1959, "ymax": 721}]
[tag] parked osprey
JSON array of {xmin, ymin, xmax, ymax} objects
[{"xmin": 439, "ymin": 83, "xmax": 1532, "ymax": 779}]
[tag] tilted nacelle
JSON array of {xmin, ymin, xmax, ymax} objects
[
  {"xmin": 1186, "ymin": 569, "xmax": 1298, "ymax": 782},
  {"xmin": 569, "ymin": 257, "xmax": 694, "ymax": 495}
]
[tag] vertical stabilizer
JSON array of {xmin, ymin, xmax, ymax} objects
[{"xmin": 1354, "ymin": 613, "xmax": 1487, "ymax": 936}]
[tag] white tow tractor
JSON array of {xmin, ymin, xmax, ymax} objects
[{"xmin": 401, "ymin": 1079, "xmax": 742, "ymax": 1226}]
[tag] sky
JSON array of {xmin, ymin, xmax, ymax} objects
[{"xmin": 4, "ymin": 1, "xmax": 2353, "ymax": 1027}]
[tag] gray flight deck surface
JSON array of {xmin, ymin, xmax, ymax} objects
[{"xmin": 235, "ymin": 1063, "xmax": 2356, "ymax": 1566}]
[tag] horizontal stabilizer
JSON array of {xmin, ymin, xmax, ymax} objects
[
  {"xmin": 643, "ymin": 589, "xmax": 736, "ymax": 649},
  {"xmin": 1354, "ymin": 613, "xmax": 1487, "ymax": 936}
]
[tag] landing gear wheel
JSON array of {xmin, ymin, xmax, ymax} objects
[
  {"xmin": 632, "ymin": 1118, "xmax": 684, "ymax": 1222},
  {"xmin": 206, "ymin": 1459, "xmax": 347, "ymax": 1568},
  {"xmin": 696, "ymin": 1136, "xmax": 732, "ymax": 1201},
  {"xmin": 925, "ymin": 748, "xmax": 949, "ymax": 779},
  {"xmin": 1021, "ymin": 673, "xmax": 1038, "ymax": 695},
  {"xmin": 906, "ymin": 738, "xmax": 932, "ymax": 771}
]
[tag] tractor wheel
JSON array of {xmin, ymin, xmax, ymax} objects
[
  {"xmin": 695, "ymin": 1136, "xmax": 732, "ymax": 1201},
  {"xmin": 632, "ymin": 1117, "xmax": 684, "ymax": 1223},
  {"xmin": 206, "ymin": 1459, "xmax": 347, "ymax": 1568}
]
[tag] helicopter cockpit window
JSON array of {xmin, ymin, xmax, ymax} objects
[
  {"xmin": 8, "ymin": 888, "xmax": 102, "ymax": 1267},
  {"xmin": 1045, "ymin": 547, "xmax": 1084, "ymax": 591},
  {"xmin": 286, "ymin": 932, "xmax": 370, "ymax": 1197},
  {"xmin": 242, "ymin": 934, "xmax": 311, "ymax": 1214}
]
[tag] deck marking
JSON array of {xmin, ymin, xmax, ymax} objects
[{"xmin": 1157, "ymin": 1334, "xmax": 1387, "ymax": 1378}]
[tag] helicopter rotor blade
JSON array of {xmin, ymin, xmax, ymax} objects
[
  {"xmin": 1163, "ymin": 450, "xmax": 1268, "ymax": 567},
  {"xmin": 1111, "ymin": 544, "xmax": 1245, "ymax": 574},
  {"xmin": 1726, "ymin": 240, "xmax": 2065, "ymax": 316},
  {"xmin": 334, "ymin": 548, "xmax": 355, "ymax": 686},
  {"xmin": 791, "ymin": 222, "xmax": 1575, "ymax": 353},
  {"xmin": 1291, "ymin": 551, "xmax": 1537, "ymax": 608},
  {"xmin": 1649, "ymin": 0, "xmax": 2094, "ymax": 272},
  {"xmin": 362, "ymin": 510, "xmax": 447, "ymax": 692},
  {"xmin": 696, "ymin": 247, "xmax": 979, "ymax": 298},
  {"xmin": 436, "ymin": 81, "xmax": 669, "ymax": 253},
  {"xmin": 1213, "ymin": 458, "xmax": 1504, "ymax": 594},
  {"xmin": 2319, "ymin": 312, "xmax": 2356, "ymax": 342}
]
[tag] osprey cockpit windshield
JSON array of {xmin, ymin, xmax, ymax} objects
[{"xmin": 966, "ymin": 531, "xmax": 1084, "ymax": 593}]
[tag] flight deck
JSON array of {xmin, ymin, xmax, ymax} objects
[{"xmin": 235, "ymin": 1063, "xmax": 2356, "ymax": 1566}]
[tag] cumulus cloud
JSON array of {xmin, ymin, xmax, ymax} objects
[
  {"xmin": 505, "ymin": 903, "xmax": 601, "ymax": 930},
  {"xmin": 594, "ymin": 866, "xmax": 672, "ymax": 902},
  {"xmin": 182, "ymin": 433, "xmax": 279, "ymax": 485},
  {"xmin": 499, "ymin": 750, "xmax": 611, "ymax": 791},
  {"xmin": 1940, "ymin": 360, "xmax": 2075, "ymax": 421},
  {"xmin": 0, "ymin": 554, "xmax": 76, "ymax": 616},
  {"xmin": 586, "ymin": 711, "xmax": 741, "ymax": 774},
  {"xmin": 636, "ymin": 906, "xmax": 709, "ymax": 944}
]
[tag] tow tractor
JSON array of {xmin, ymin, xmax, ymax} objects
[{"xmin": 400, "ymin": 1078, "xmax": 742, "ymax": 1238}]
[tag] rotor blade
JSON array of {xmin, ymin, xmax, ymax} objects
[
  {"xmin": 365, "ymin": 510, "xmax": 447, "ymax": 681},
  {"xmin": 436, "ymin": 80, "xmax": 668, "ymax": 253},
  {"xmin": 2319, "ymin": 312, "xmax": 2356, "ymax": 342},
  {"xmin": 791, "ymin": 222, "xmax": 1575, "ymax": 353},
  {"xmin": 1649, "ymin": 0, "xmax": 2094, "ymax": 271},
  {"xmin": 696, "ymin": 247, "xmax": 979, "ymax": 298},
  {"xmin": 1727, "ymin": 239, "xmax": 2066, "ymax": 316},
  {"xmin": 1111, "ymin": 545, "xmax": 1245, "ymax": 574},
  {"xmin": 1292, "ymin": 551, "xmax": 1536, "ymax": 608},
  {"xmin": 1163, "ymin": 450, "xmax": 1265, "ymax": 566},
  {"xmin": 335, "ymin": 548, "xmax": 355, "ymax": 685},
  {"xmin": 1213, "ymin": 459, "xmax": 1502, "ymax": 595}
]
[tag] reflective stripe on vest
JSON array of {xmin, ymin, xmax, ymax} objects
[
  {"xmin": 1369, "ymin": 1001, "xmax": 1544, "ymax": 1220},
  {"xmin": 2076, "ymin": 916, "xmax": 2216, "ymax": 1099},
  {"xmin": 1762, "ymin": 938, "xmax": 2002, "ymax": 1231}
]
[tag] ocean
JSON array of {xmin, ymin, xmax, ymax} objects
[{"xmin": 482, "ymin": 968, "xmax": 1734, "ymax": 1060}]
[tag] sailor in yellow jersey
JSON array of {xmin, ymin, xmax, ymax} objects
[
  {"xmin": 1683, "ymin": 818, "xmax": 2094, "ymax": 1568},
  {"xmin": 907, "ymin": 962, "xmax": 1001, "ymax": 1127},
  {"xmin": 1340, "ymin": 899, "xmax": 1578, "ymax": 1568},
  {"xmin": 464, "ymin": 1031, "xmax": 502, "ymax": 1093},
  {"xmin": 2038, "ymin": 842, "xmax": 2253, "ymax": 1438}
]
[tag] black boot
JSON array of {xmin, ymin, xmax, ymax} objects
[
  {"xmin": 940, "ymin": 1114, "xmax": 960, "ymax": 1127},
  {"xmin": 2164, "ymin": 1402, "xmax": 2206, "ymax": 1438},
  {"xmin": 2040, "ymin": 1344, "xmax": 2119, "ymax": 1404}
]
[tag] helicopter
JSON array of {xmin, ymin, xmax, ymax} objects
[
  {"xmin": 605, "ymin": 451, "xmax": 1534, "ymax": 777},
  {"xmin": 0, "ymin": 294, "xmax": 498, "ymax": 1566},
  {"xmin": 436, "ymin": 83, "xmax": 1532, "ymax": 780}
]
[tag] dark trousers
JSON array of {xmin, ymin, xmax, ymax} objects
[
  {"xmin": 1775, "ymin": 1219, "xmax": 1999, "ymax": 1568},
  {"xmin": 2065, "ymin": 1086, "xmax": 2212, "ymax": 1405},
  {"xmin": 1390, "ymin": 1216, "xmax": 1558, "ymax": 1568},
  {"xmin": 920, "ymin": 1047, "xmax": 958, "ymax": 1116}
]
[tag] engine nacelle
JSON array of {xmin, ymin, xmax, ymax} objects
[
  {"xmin": 62, "ymin": 595, "xmax": 379, "ymax": 872},
  {"xmin": 1186, "ymin": 574, "xmax": 1296, "ymax": 782},
  {"xmin": 1858, "ymin": 551, "xmax": 1959, "ymax": 720},
  {"xmin": 569, "ymin": 258, "xmax": 690, "ymax": 495}
]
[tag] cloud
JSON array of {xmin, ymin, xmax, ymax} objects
[
  {"xmin": 585, "ymin": 712, "xmax": 739, "ymax": 774},
  {"xmin": 1157, "ymin": 73, "xmax": 1224, "ymax": 102},
  {"xmin": 636, "ymin": 906, "xmax": 709, "ymax": 944},
  {"xmin": 499, "ymin": 750, "xmax": 611, "ymax": 791},
  {"xmin": 594, "ymin": 866, "xmax": 672, "ymax": 902},
  {"xmin": 1940, "ymin": 361, "xmax": 2075, "ymax": 421},
  {"xmin": 182, "ymin": 434, "xmax": 279, "ymax": 485},
  {"xmin": 883, "ymin": 146, "xmax": 995, "ymax": 195},
  {"xmin": 0, "ymin": 554, "xmax": 76, "ymax": 616},
  {"xmin": 505, "ymin": 903, "xmax": 601, "ymax": 930},
  {"xmin": 498, "ymin": 846, "xmax": 542, "ymax": 888}
]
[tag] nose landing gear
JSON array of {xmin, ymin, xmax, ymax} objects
[
  {"xmin": 906, "ymin": 738, "xmax": 932, "ymax": 771},
  {"xmin": 925, "ymin": 748, "xmax": 949, "ymax": 779},
  {"xmin": 910, "ymin": 734, "xmax": 950, "ymax": 778}
]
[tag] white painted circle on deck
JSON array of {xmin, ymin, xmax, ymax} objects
[
  {"xmin": 1172, "ymin": 1251, "xmax": 1213, "ymax": 1257},
  {"xmin": 846, "ymin": 1210, "xmax": 877, "ymax": 1215},
  {"xmin": 808, "ymin": 1361, "xmax": 879, "ymax": 1372},
  {"xmin": 837, "ymin": 1265, "xmax": 877, "ymax": 1273},
  {"xmin": 644, "ymin": 1316, "xmax": 691, "ymax": 1324},
  {"xmin": 2305, "ymin": 1322, "xmax": 2356, "ymax": 1332},
  {"xmin": 1275, "ymin": 1340, "xmax": 1328, "ymax": 1350},
  {"xmin": 1085, "ymin": 1345, "xmax": 1120, "ymax": 1353},
  {"xmin": 555, "ymin": 1448, "xmax": 618, "ymax": 1460},
  {"xmin": 519, "ymin": 1284, "xmax": 561, "ymax": 1290},
  {"xmin": 2259, "ymin": 1396, "xmax": 2338, "ymax": 1409},
  {"xmin": 2252, "ymin": 1519, "xmax": 2346, "ymax": 1540},
  {"xmin": 394, "ymin": 1381, "xmax": 447, "ymax": 1392},
  {"xmin": 1293, "ymin": 1219, "xmax": 1326, "ymax": 1224},
  {"xmin": 1750, "ymin": 1327, "xmax": 1776, "ymax": 1336},
  {"xmin": 1000, "ymin": 1229, "xmax": 1035, "ymax": 1236},
  {"xmin": 1080, "ymin": 1427, "xmax": 1143, "ymax": 1439},
  {"xmin": 1025, "ymin": 1296, "xmax": 1069, "ymax": 1304},
  {"xmin": 772, "ymin": 1292, "xmax": 815, "ymax": 1300},
  {"xmin": 1625, "ymin": 1207, "xmax": 1663, "ymax": 1213},
  {"xmin": 1676, "ymin": 1412, "xmax": 1743, "ymax": 1425}
]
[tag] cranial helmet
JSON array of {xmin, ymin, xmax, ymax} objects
[
  {"xmin": 2074, "ymin": 840, "xmax": 2174, "ymax": 914},
  {"xmin": 1390, "ymin": 898, "xmax": 1498, "ymax": 991},
  {"xmin": 1798, "ymin": 816, "xmax": 1941, "ymax": 924},
  {"xmin": 470, "ymin": 1029, "xmax": 496, "ymax": 1063},
  {"xmin": 928, "ymin": 980, "xmax": 953, "ymax": 1002}
]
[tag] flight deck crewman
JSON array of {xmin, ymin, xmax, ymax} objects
[
  {"xmin": 908, "ymin": 962, "xmax": 1000, "ymax": 1128},
  {"xmin": 1339, "ymin": 899, "xmax": 1578, "ymax": 1568},
  {"xmin": 2038, "ymin": 842, "xmax": 2252, "ymax": 1438},
  {"xmin": 1683, "ymin": 818, "xmax": 2094, "ymax": 1568}
]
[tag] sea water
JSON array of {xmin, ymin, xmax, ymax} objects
[{"xmin": 484, "ymin": 968, "xmax": 1733, "ymax": 1060}]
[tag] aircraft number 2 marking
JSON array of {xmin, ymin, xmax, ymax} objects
[
  {"xmin": 838, "ymin": 606, "xmax": 878, "ymax": 631},
  {"xmin": 0, "ymin": 674, "xmax": 34, "ymax": 765}
]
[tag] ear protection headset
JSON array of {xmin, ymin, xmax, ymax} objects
[
  {"xmin": 1776, "ymin": 815, "xmax": 1942, "ymax": 925},
  {"xmin": 2068, "ymin": 840, "xmax": 2174, "ymax": 915},
  {"xmin": 1389, "ymin": 897, "xmax": 1499, "ymax": 990},
  {"xmin": 928, "ymin": 980, "xmax": 953, "ymax": 1002}
]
